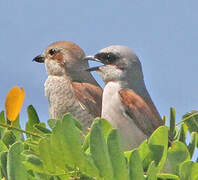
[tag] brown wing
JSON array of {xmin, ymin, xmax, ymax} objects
[
  {"xmin": 72, "ymin": 82, "xmax": 103, "ymax": 117},
  {"xmin": 119, "ymin": 89, "xmax": 163, "ymax": 136}
]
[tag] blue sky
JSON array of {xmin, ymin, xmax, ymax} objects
[{"xmin": 0, "ymin": 0, "xmax": 197, "ymax": 155}]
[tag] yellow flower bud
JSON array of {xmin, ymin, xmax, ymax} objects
[{"xmin": 5, "ymin": 86, "xmax": 25, "ymax": 122}]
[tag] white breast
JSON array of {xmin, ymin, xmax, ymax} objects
[
  {"xmin": 102, "ymin": 81, "xmax": 123, "ymax": 123},
  {"xmin": 102, "ymin": 81, "xmax": 147, "ymax": 150}
]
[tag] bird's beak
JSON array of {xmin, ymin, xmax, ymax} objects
[
  {"xmin": 86, "ymin": 66, "xmax": 101, "ymax": 72},
  {"xmin": 83, "ymin": 56, "xmax": 100, "ymax": 62},
  {"xmin": 83, "ymin": 56, "xmax": 102, "ymax": 72},
  {"xmin": 33, "ymin": 54, "xmax": 45, "ymax": 63}
]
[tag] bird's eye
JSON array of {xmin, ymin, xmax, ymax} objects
[
  {"xmin": 95, "ymin": 52, "xmax": 118, "ymax": 64},
  {"xmin": 49, "ymin": 49, "xmax": 59, "ymax": 55},
  {"xmin": 106, "ymin": 53, "xmax": 117, "ymax": 63}
]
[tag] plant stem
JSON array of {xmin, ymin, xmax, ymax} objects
[
  {"xmin": 176, "ymin": 112, "xmax": 198, "ymax": 126},
  {"xmin": 0, "ymin": 123, "xmax": 42, "ymax": 138}
]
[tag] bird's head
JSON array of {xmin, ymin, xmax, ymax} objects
[
  {"xmin": 33, "ymin": 41, "xmax": 88, "ymax": 78},
  {"xmin": 84, "ymin": 45, "xmax": 143, "ymax": 84}
]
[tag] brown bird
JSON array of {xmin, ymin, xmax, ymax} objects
[
  {"xmin": 84, "ymin": 45, "xmax": 163, "ymax": 149},
  {"xmin": 33, "ymin": 41, "xmax": 102, "ymax": 131}
]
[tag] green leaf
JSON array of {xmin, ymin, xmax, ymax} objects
[
  {"xmin": 138, "ymin": 140, "xmax": 152, "ymax": 171},
  {"xmin": 182, "ymin": 111, "xmax": 198, "ymax": 133},
  {"xmin": 11, "ymin": 115, "xmax": 20, "ymax": 128},
  {"xmin": 107, "ymin": 129, "xmax": 129, "ymax": 180},
  {"xmin": 162, "ymin": 115, "xmax": 167, "ymax": 124},
  {"xmin": 50, "ymin": 122, "xmax": 67, "ymax": 169},
  {"xmin": 48, "ymin": 116, "xmax": 82, "ymax": 131},
  {"xmin": 82, "ymin": 118, "xmax": 113, "ymax": 152},
  {"xmin": 146, "ymin": 161, "xmax": 158, "ymax": 180},
  {"xmin": 7, "ymin": 141, "xmax": 28, "ymax": 180},
  {"xmin": 0, "ymin": 111, "xmax": 5, "ymax": 123},
  {"xmin": 34, "ymin": 124, "xmax": 51, "ymax": 134},
  {"xmin": 2, "ymin": 130, "xmax": 16, "ymax": 147},
  {"xmin": 50, "ymin": 114, "xmax": 99, "ymax": 177},
  {"xmin": 33, "ymin": 172, "xmax": 52, "ymax": 180},
  {"xmin": 148, "ymin": 126, "xmax": 168, "ymax": 170},
  {"xmin": 83, "ymin": 153, "xmax": 100, "ymax": 178},
  {"xmin": 0, "ymin": 140, "xmax": 8, "ymax": 152},
  {"xmin": 27, "ymin": 105, "xmax": 40, "ymax": 124},
  {"xmin": 179, "ymin": 161, "xmax": 198, "ymax": 180},
  {"xmin": 0, "ymin": 152, "xmax": 8, "ymax": 179},
  {"xmin": 156, "ymin": 173, "xmax": 180, "ymax": 180},
  {"xmin": 24, "ymin": 138, "xmax": 39, "ymax": 154},
  {"xmin": 38, "ymin": 137, "xmax": 65, "ymax": 175},
  {"xmin": 23, "ymin": 154, "xmax": 45, "ymax": 174},
  {"xmin": 163, "ymin": 141, "xmax": 190, "ymax": 174},
  {"xmin": 178, "ymin": 124, "xmax": 188, "ymax": 144},
  {"xmin": 52, "ymin": 114, "xmax": 84, "ymax": 165},
  {"xmin": 170, "ymin": 107, "xmax": 176, "ymax": 139},
  {"xmin": 11, "ymin": 116, "xmax": 24, "ymax": 141},
  {"xmin": 0, "ymin": 111, "xmax": 6, "ymax": 138},
  {"xmin": 26, "ymin": 170, "xmax": 35, "ymax": 180},
  {"xmin": 71, "ymin": 117, "xmax": 83, "ymax": 131},
  {"xmin": 124, "ymin": 150, "xmax": 132, "ymax": 161},
  {"xmin": 82, "ymin": 132, "xmax": 91, "ymax": 152},
  {"xmin": 90, "ymin": 121, "xmax": 113, "ymax": 180},
  {"xmin": 22, "ymin": 149, "xmax": 37, "ymax": 157},
  {"xmin": 47, "ymin": 119, "xmax": 58, "ymax": 129},
  {"xmin": 129, "ymin": 149, "xmax": 145, "ymax": 180},
  {"xmin": 188, "ymin": 132, "xmax": 197, "ymax": 158},
  {"xmin": 39, "ymin": 137, "xmax": 55, "ymax": 173},
  {"xmin": 26, "ymin": 105, "xmax": 40, "ymax": 138},
  {"xmin": 97, "ymin": 118, "xmax": 113, "ymax": 141}
]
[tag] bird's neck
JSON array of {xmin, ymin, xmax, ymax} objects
[
  {"xmin": 45, "ymin": 61, "xmax": 100, "ymax": 86},
  {"xmin": 67, "ymin": 69, "xmax": 100, "ymax": 86},
  {"xmin": 118, "ymin": 77, "xmax": 148, "ymax": 98},
  {"xmin": 45, "ymin": 60, "xmax": 66, "ymax": 76}
]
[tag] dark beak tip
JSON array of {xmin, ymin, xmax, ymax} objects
[{"xmin": 33, "ymin": 55, "xmax": 45, "ymax": 63}]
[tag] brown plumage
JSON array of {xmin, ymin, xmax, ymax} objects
[
  {"xmin": 33, "ymin": 41, "xmax": 102, "ymax": 132},
  {"xmin": 119, "ymin": 89, "xmax": 162, "ymax": 136},
  {"xmin": 72, "ymin": 82, "xmax": 102, "ymax": 117}
]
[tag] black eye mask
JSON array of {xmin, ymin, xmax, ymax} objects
[{"xmin": 94, "ymin": 52, "xmax": 120, "ymax": 64}]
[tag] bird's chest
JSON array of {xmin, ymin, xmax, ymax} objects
[
  {"xmin": 102, "ymin": 82, "xmax": 147, "ymax": 149},
  {"xmin": 44, "ymin": 76, "xmax": 76, "ymax": 116},
  {"xmin": 44, "ymin": 76, "xmax": 93, "ymax": 126},
  {"xmin": 102, "ymin": 82, "xmax": 125, "ymax": 124},
  {"xmin": 45, "ymin": 76, "xmax": 73, "ymax": 101}
]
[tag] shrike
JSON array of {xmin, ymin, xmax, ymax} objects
[
  {"xmin": 84, "ymin": 45, "xmax": 163, "ymax": 149},
  {"xmin": 33, "ymin": 41, "xmax": 102, "ymax": 131}
]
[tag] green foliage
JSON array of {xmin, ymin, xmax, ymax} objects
[
  {"xmin": 163, "ymin": 141, "xmax": 190, "ymax": 174},
  {"xmin": 90, "ymin": 122, "xmax": 113, "ymax": 179},
  {"xmin": 0, "ymin": 107, "xmax": 197, "ymax": 180},
  {"xmin": 107, "ymin": 129, "xmax": 129, "ymax": 180},
  {"xmin": 7, "ymin": 142, "xmax": 28, "ymax": 180},
  {"xmin": 129, "ymin": 149, "xmax": 145, "ymax": 180},
  {"xmin": 179, "ymin": 161, "xmax": 198, "ymax": 180}
]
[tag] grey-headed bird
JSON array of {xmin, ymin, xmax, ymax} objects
[
  {"xmin": 84, "ymin": 45, "xmax": 163, "ymax": 149},
  {"xmin": 33, "ymin": 41, "xmax": 102, "ymax": 131}
]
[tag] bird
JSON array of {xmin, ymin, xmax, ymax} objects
[
  {"xmin": 33, "ymin": 41, "xmax": 103, "ymax": 132},
  {"xmin": 84, "ymin": 45, "xmax": 163, "ymax": 149}
]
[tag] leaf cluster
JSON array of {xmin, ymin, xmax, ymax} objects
[{"xmin": 0, "ymin": 106, "xmax": 198, "ymax": 180}]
